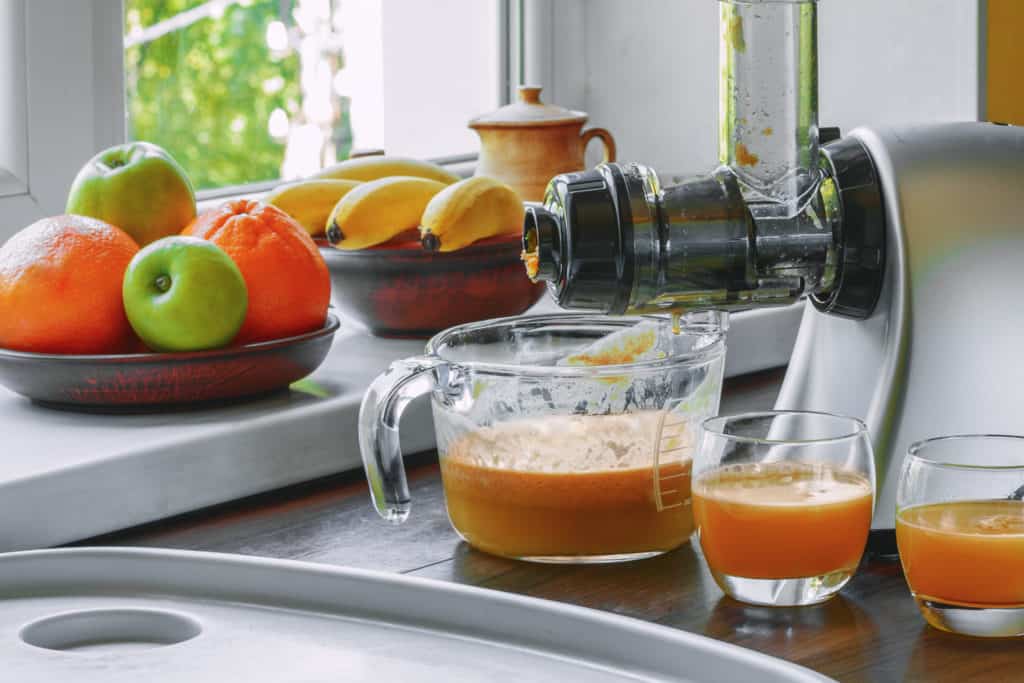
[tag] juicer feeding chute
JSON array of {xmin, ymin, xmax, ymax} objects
[
  {"xmin": 523, "ymin": 0, "xmax": 1024, "ymax": 532},
  {"xmin": 719, "ymin": 0, "xmax": 820, "ymax": 212}
]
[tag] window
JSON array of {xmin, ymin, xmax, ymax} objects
[
  {"xmin": 0, "ymin": 0, "xmax": 125, "ymax": 239},
  {"xmin": 0, "ymin": 0, "xmax": 513, "ymax": 240},
  {"xmin": 124, "ymin": 0, "xmax": 506, "ymax": 193}
]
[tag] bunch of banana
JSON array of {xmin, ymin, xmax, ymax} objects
[
  {"xmin": 264, "ymin": 156, "xmax": 459, "ymax": 237},
  {"xmin": 325, "ymin": 176, "xmax": 447, "ymax": 250},
  {"xmin": 264, "ymin": 179, "xmax": 360, "ymax": 236},
  {"xmin": 266, "ymin": 154, "xmax": 525, "ymax": 252},
  {"xmin": 419, "ymin": 177, "xmax": 524, "ymax": 252}
]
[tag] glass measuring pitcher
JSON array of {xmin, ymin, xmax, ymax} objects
[{"xmin": 359, "ymin": 313, "xmax": 728, "ymax": 563}]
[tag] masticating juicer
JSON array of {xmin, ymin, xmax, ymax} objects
[{"xmin": 522, "ymin": 0, "xmax": 1024, "ymax": 535}]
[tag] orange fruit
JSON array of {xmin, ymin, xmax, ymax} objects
[
  {"xmin": 0, "ymin": 215, "xmax": 139, "ymax": 354},
  {"xmin": 184, "ymin": 199, "xmax": 330, "ymax": 344}
]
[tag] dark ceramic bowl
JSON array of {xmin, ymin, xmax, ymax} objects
[
  {"xmin": 319, "ymin": 232, "xmax": 546, "ymax": 338},
  {"xmin": 0, "ymin": 314, "xmax": 340, "ymax": 411}
]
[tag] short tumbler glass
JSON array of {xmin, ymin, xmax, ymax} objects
[
  {"xmin": 693, "ymin": 411, "xmax": 875, "ymax": 606},
  {"xmin": 896, "ymin": 435, "xmax": 1024, "ymax": 637}
]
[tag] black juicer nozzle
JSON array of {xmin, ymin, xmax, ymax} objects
[{"xmin": 520, "ymin": 165, "xmax": 644, "ymax": 313}]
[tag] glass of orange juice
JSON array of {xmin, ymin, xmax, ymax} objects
[
  {"xmin": 692, "ymin": 411, "xmax": 875, "ymax": 606},
  {"xmin": 896, "ymin": 435, "xmax": 1024, "ymax": 637}
]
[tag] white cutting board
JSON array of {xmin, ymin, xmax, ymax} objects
[{"xmin": 0, "ymin": 548, "xmax": 831, "ymax": 682}]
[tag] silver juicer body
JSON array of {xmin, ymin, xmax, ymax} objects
[
  {"xmin": 780, "ymin": 122, "xmax": 1024, "ymax": 528},
  {"xmin": 521, "ymin": 0, "xmax": 1024, "ymax": 531}
]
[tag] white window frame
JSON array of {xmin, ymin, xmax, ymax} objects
[
  {"xmin": 0, "ymin": 0, "xmax": 124, "ymax": 239},
  {"xmin": 511, "ymin": 0, "xmax": 586, "ymax": 113}
]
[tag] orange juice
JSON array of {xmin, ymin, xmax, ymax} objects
[
  {"xmin": 896, "ymin": 500, "xmax": 1024, "ymax": 607},
  {"xmin": 692, "ymin": 463, "xmax": 873, "ymax": 579},
  {"xmin": 438, "ymin": 412, "xmax": 693, "ymax": 559}
]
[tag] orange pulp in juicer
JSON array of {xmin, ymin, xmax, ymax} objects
[
  {"xmin": 896, "ymin": 499, "xmax": 1024, "ymax": 607},
  {"xmin": 692, "ymin": 463, "xmax": 873, "ymax": 579},
  {"xmin": 439, "ymin": 412, "xmax": 694, "ymax": 560}
]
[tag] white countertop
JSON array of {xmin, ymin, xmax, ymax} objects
[
  {"xmin": 0, "ymin": 303, "xmax": 802, "ymax": 552},
  {"xmin": 0, "ymin": 326, "xmax": 433, "ymax": 552}
]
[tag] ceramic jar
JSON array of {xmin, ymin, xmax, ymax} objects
[{"xmin": 469, "ymin": 86, "xmax": 616, "ymax": 202}]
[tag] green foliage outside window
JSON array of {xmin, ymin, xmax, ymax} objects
[{"xmin": 125, "ymin": 1, "xmax": 309, "ymax": 191}]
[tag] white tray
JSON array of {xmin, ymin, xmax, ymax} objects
[{"xmin": 0, "ymin": 548, "xmax": 831, "ymax": 682}]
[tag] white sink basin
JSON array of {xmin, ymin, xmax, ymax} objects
[{"xmin": 0, "ymin": 547, "xmax": 830, "ymax": 682}]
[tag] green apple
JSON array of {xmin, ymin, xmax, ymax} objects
[
  {"xmin": 67, "ymin": 142, "xmax": 196, "ymax": 246},
  {"xmin": 122, "ymin": 236, "xmax": 248, "ymax": 352}
]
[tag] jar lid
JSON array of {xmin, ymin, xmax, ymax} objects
[{"xmin": 469, "ymin": 86, "xmax": 588, "ymax": 128}]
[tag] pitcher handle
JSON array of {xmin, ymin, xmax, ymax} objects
[
  {"xmin": 358, "ymin": 356, "xmax": 440, "ymax": 523},
  {"xmin": 580, "ymin": 127, "xmax": 617, "ymax": 164}
]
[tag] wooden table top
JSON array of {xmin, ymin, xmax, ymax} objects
[{"xmin": 80, "ymin": 368, "xmax": 1024, "ymax": 683}]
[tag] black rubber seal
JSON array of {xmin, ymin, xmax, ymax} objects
[
  {"xmin": 523, "ymin": 205, "xmax": 562, "ymax": 282},
  {"xmin": 556, "ymin": 167, "xmax": 635, "ymax": 313},
  {"xmin": 812, "ymin": 137, "xmax": 887, "ymax": 319},
  {"xmin": 605, "ymin": 165, "xmax": 636, "ymax": 315}
]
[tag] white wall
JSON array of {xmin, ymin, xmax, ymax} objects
[
  {"xmin": 546, "ymin": 0, "xmax": 981, "ymax": 174},
  {"xmin": 336, "ymin": 0, "xmax": 500, "ymax": 160}
]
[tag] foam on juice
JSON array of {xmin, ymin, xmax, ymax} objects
[{"xmin": 440, "ymin": 412, "xmax": 694, "ymax": 559}]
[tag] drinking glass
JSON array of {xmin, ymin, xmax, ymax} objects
[
  {"xmin": 896, "ymin": 435, "xmax": 1024, "ymax": 637},
  {"xmin": 693, "ymin": 411, "xmax": 875, "ymax": 606}
]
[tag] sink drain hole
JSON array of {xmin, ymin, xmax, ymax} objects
[{"xmin": 20, "ymin": 608, "xmax": 202, "ymax": 653}]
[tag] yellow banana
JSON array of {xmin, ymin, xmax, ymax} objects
[
  {"xmin": 419, "ymin": 176, "xmax": 524, "ymax": 252},
  {"xmin": 313, "ymin": 156, "xmax": 460, "ymax": 185},
  {"xmin": 264, "ymin": 179, "xmax": 362, "ymax": 236},
  {"xmin": 325, "ymin": 176, "xmax": 446, "ymax": 250}
]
